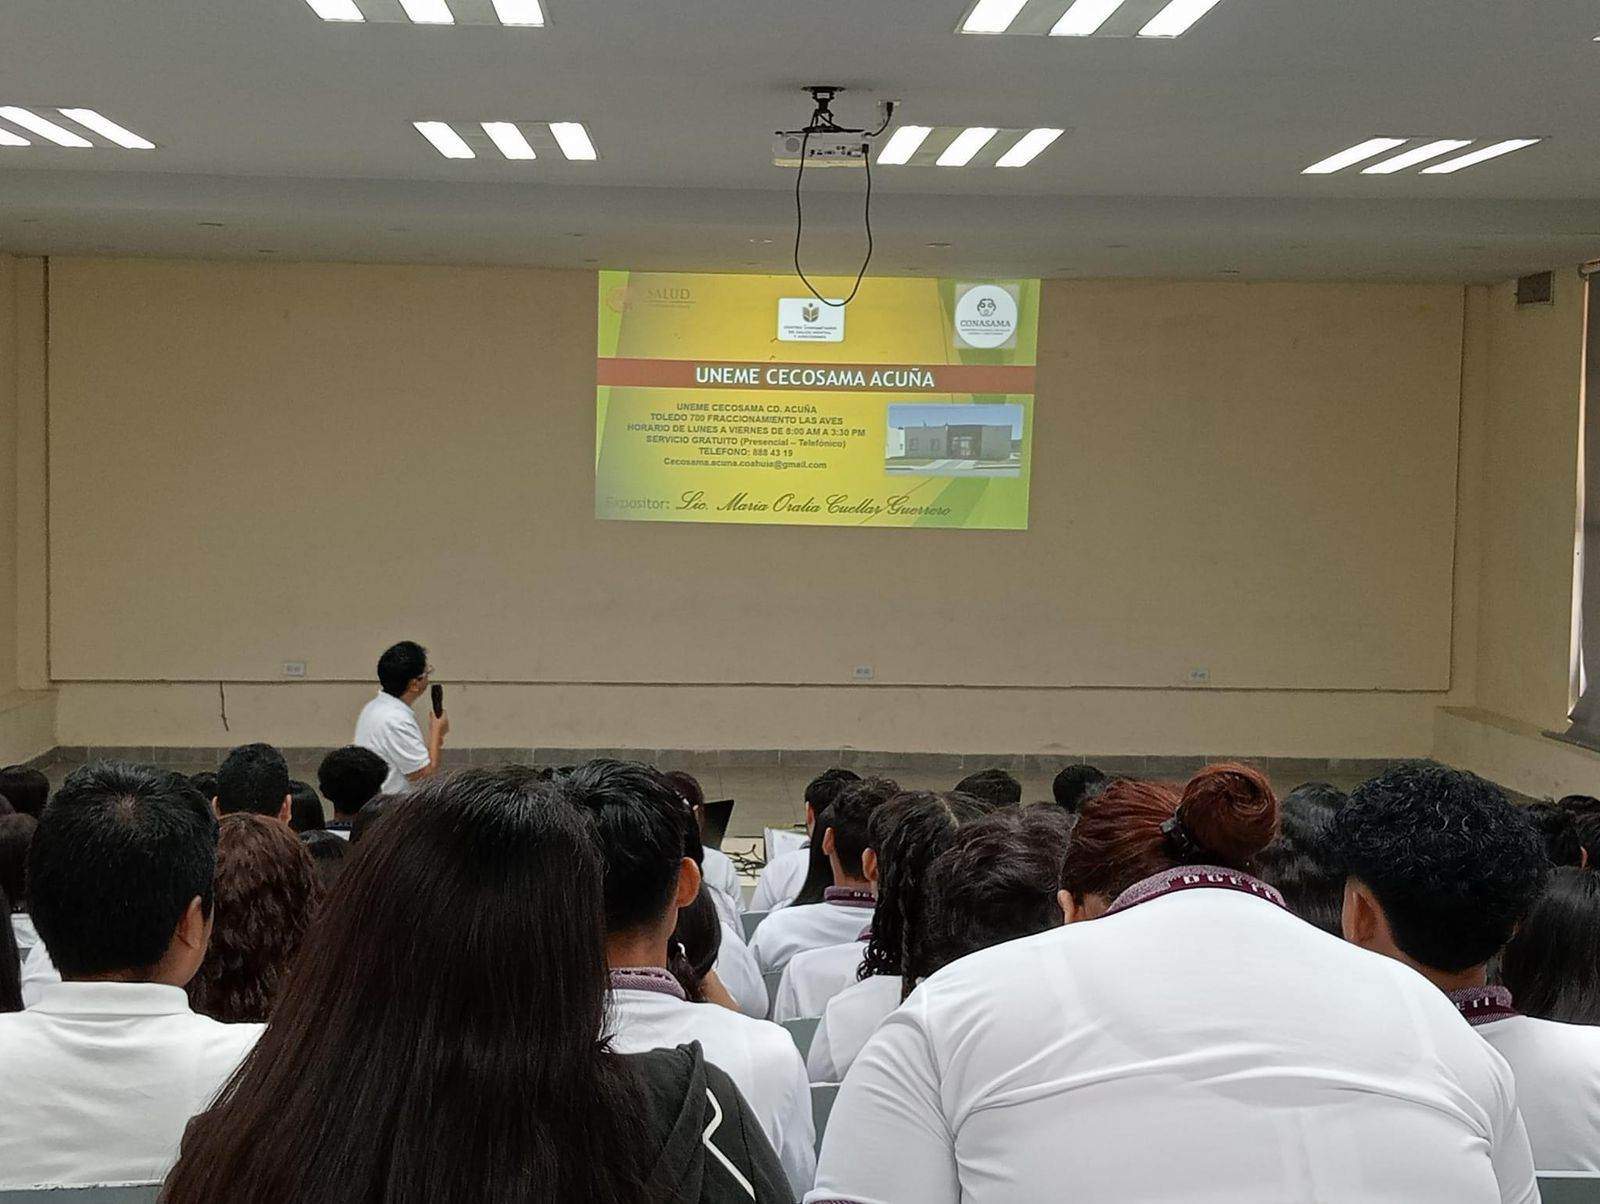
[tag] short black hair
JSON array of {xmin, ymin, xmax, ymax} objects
[
  {"xmin": 300, "ymin": 829, "xmax": 349, "ymax": 892},
  {"xmin": 1255, "ymin": 782, "xmax": 1347, "ymax": 936},
  {"xmin": 288, "ymin": 780, "xmax": 324, "ymax": 834},
  {"xmin": 560, "ymin": 759, "xmax": 696, "ymax": 934},
  {"xmin": 216, "ymin": 744, "xmax": 291, "ymax": 817},
  {"xmin": 0, "ymin": 813, "xmax": 37, "ymax": 909},
  {"xmin": 824, "ymin": 777, "xmax": 900, "ymax": 878},
  {"xmin": 804, "ymin": 768, "xmax": 860, "ymax": 813},
  {"xmin": 317, "ymin": 746, "xmax": 389, "ymax": 817},
  {"xmin": 1524, "ymin": 801, "xmax": 1584, "ymax": 868},
  {"xmin": 0, "ymin": 766, "xmax": 49, "ymax": 819},
  {"xmin": 1334, "ymin": 761, "xmax": 1547, "ymax": 973},
  {"xmin": 377, "ymin": 641, "xmax": 428, "ymax": 696},
  {"xmin": 1559, "ymin": 794, "xmax": 1600, "ymax": 864},
  {"xmin": 29, "ymin": 762, "xmax": 217, "ymax": 978},
  {"xmin": 189, "ymin": 771, "xmax": 219, "ymax": 801},
  {"xmin": 953, "ymin": 768, "xmax": 1022, "ymax": 806},
  {"xmin": 1052, "ymin": 764, "xmax": 1108, "ymax": 812},
  {"xmin": 1501, "ymin": 868, "xmax": 1600, "ymax": 1024}
]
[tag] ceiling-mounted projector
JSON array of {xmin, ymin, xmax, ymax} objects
[{"xmin": 772, "ymin": 130, "xmax": 868, "ymax": 168}]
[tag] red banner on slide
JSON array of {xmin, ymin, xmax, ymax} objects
[{"xmin": 596, "ymin": 357, "xmax": 1036, "ymax": 394}]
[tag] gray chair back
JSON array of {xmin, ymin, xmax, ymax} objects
[
  {"xmin": 761, "ymin": 969, "xmax": 784, "ymax": 1018},
  {"xmin": 740, "ymin": 910, "xmax": 768, "ymax": 943},
  {"xmin": 780, "ymin": 1016, "xmax": 820, "ymax": 1060},
  {"xmin": 1540, "ymin": 1174, "xmax": 1600, "ymax": 1203},
  {"xmin": 810, "ymin": 1082, "xmax": 840, "ymax": 1154},
  {"xmin": 0, "ymin": 1188, "xmax": 161, "ymax": 1203}
]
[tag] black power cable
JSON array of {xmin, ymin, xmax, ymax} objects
[{"xmin": 790, "ymin": 96, "xmax": 893, "ymax": 309}]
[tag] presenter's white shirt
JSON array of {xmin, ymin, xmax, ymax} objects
[
  {"xmin": 807, "ymin": 866, "xmax": 1538, "ymax": 1204},
  {"xmin": 353, "ymin": 691, "xmax": 429, "ymax": 795},
  {"xmin": 751, "ymin": 847, "xmax": 810, "ymax": 913},
  {"xmin": 0, "ymin": 981, "xmax": 263, "ymax": 1189},
  {"xmin": 773, "ymin": 935, "xmax": 868, "ymax": 1022},
  {"xmin": 750, "ymin": 889, "xmax": 876, "ymax": 974},
  {"xmin": 807, "ymin": 973, "xmax": 902, "ymax": 1084},
  {"xmin": 702, "ymin": 847, "xmax": 746, "ymax": 916},
  {"xmin": 714, "ymin": 920, "xmax": 769, "ymax": 1019},
  {"xmin": 20, "ymin": 939, "xmax": 61, "ymax": 1008},
  {"xmin": 607, "ymin": 968, "xmax": 817, "ymax": 1196},
  {"xmin": 1464, "ymin": 992, "xmax": 1600, "ymax": 1172}
]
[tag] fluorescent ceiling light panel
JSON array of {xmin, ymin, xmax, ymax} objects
[
  {"xmin": 1139, "ymin": 0, "xmax": 1225, "ymax": 37},
  {"xmin": 937, "ymin": 127, "xmax": 999, "ymax": 167},
  {"xmin": 1051, "ymin": 0, "xmax": 1128, "ymax": 36},
  {"xmin": 0, "ymin": 126, "xmax": 29, "ymax": 147},
  {"xmin": 413, "ymin": 121, "xmax": 474, "ymax": 158},
  {"xmin": 58, "ymin": 108, "xmax": 155, "ymax": 150},
  {"xmin": 398, "ymin": 0, "xmax": 454, "ymax": 23},
  {"xmin": 0, "ymin": 107, "xmax": 92, "ymax": 147},
  {"xmin": 1361, "ymin": 138, "xmax": 1471, "ymax": 174},
  {"xmin": 549, "ymin": 121, "xmax": 596, "ymax": 160},
  {"xmin": 961, "ymin": 0, "xmax": 1029, "ymax": 33},
  {"xmin": 996, "ymin": 127, "xmax": 1064, "ymax": 166},
  {"xmin": 491, "ymin": 0, "xmax": 545, "ymax": 24},
  {"xmin": 877, "ymin": 125, "xmax": 933, "ymax": 165},
  {"xmin": 304, "ymin": 0, "xmax": 364, "ymax": 19},
  {"xmin": 1301, "ymin": 137, "xmax": 1406, "ymax": 174},
  {"xmin": 481, "ymin": 121, "xmax": 537, "ymax": 159},
  {"xmin": 1420, "ymin": 138, "xmax": 1541, "ymax": 174}
]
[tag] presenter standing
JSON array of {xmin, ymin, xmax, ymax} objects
[{"xmin": 354, "ymin": 641, "xmax": 448, "ymax": 794}]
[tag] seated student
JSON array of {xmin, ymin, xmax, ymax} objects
[
  {"xmin": 809, "ymin": 764, "xmax": 1539, "ymax": 1204},
  {"xmin": 0, "ymin": 812, "xmax": 39, "ymax": 958},
  {"xmin": 316, "ymin": 745, "xmax": 389, "ymax": 839},
  {"xmin": 0, "ymin": 765, "xmax": 49, "ymax": 819},
  {"xmin": 669, "ymin": 803, "xmax": 769, "ymax": 1020},
  {"xmin": 559, "ymin": 759, "xmax": 815, "ymax": 1195},
  {"xmin": 187, "ymin": 815, "xmax": 320, "ymax": 1024},
  {"xmin": 1050, "ymin": 763, "xmax": 1106, "ymax": 812},
  {"xmin": 1336, "ymin": 764, "xmax": 1581, "ymax": 1173},
  {"xmin": 215, "ymin": 743, "xmax": 293, "ymax": 823},
  {"xmin": 188, "ymin": 771, "xmax": 219, "ymax": 803},
  {"xmin": 802, "ymin": 791, "xmax": 1002, "ymax": 1081},
  {"xmin": 0, "ymin": 885, "xmax": 20, "ymax": 1012},
  {"xmin": 1254, "ymin": 781, "xmax": 1347, "ymax": 936},
  {"xmin": 750, "ymin": 778, "xmax": 899, "ymax": 975},
  {"xmin": 1501, "ymin": 867, "xmax": 1600, "ymax": 1025},
  {"xmin": 300, "ymin": 829, "xmax": 349, "ymax": 892},
  {"xmin": 750, "ymin": 768, "xmax": 859, "ymax": 912},
  {"xmin": 670, "ymin": 885, "xmax": 742, "ymax": 1009},
  {"xmin": 665, "ymin": 770, "xmax": 744, "ymax": 925},
  {"xmin": 1557, "ymin": 793, "xmax": 1600, "ymax": 864},
  {"xmin": 348, "ymin": 796, "xmax": 390, "ymax": 844},
  {"xmin": 952, "ymin": 768, "xmax": 1021, "ymax": 806},
  {"xmin": 1522, "ymin": 800, "xmax": 1585, "ymax": 868},
  {"xmin": 287, "ymin": 779, "xmax": 325, "ymax": 834},
  {"xmin": 0, "ymin": 763, "xmax": 263, "ymax": 1190},
  {"xmin": 162, "ymin": 767, "xmax": 792, "ymax": 1204}
]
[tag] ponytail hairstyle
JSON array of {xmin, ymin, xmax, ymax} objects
[
  {"xmin": 792, "ymin": 806, "xmax": 839, "ymax": 906},
  {"xmin": 859, "ymin": 791, "xmax": 1001, "ymax": 982},
  {"xmin": 1062, "ymin": 763, "xmax": 1279, "ymax": 906},
  {"xmin": 669, "ymin": 885, "xmax": 723, "ymax": 1003}
]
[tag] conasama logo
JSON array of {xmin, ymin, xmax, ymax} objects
[{"xmin": 954, "ymin": 285, "xmax": 1018, "ymax": 348}]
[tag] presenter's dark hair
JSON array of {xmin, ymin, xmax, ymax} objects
[
  {"xmin": 953, "ymin": 769, "xmax": 1022, "ymax": 806},
  {"xmin": 1500, "ymin": 868, "xmax": 1600, "ymax": 1024},
  {"xmin": 0, "ymin": 886, "xmax": 19, "ymax": 1012},
  {"xmin": 317, "ymin": 746, "xmax": 389, "ymax": 816},
  {"xmin": 0, "ymin": 813, "xmax": 37, "ymax": 909},
  {"xmin": 0, "ymin": 766, "xmax": 49, "ymax": 819},
  {"xmin": 1052, "ymin": 764, "xmax": 1108, "ymax": 812},
  {"xmin": 161, "ymin": 768, "xmax": 651, "ymax": 1204},
  {"xmin": 1334, "ymin": 761, "xmax": 1546, "ymax": 973},
  {"xmin": 1255, "ymin": 782, "xmax": 1347, "ymax": 936},
  {"xmin": 217, "ymin": 743, "xmax": 291, "ymax": 818},
  {"xmin": 860, "ymin": 791, "xmax": 1000, "ymax": 982},
  {"xmin": 560, "ymin": 759, "xmax": 697, "ymax": 934},
  {"xmin": 377, "ymin": 640, "xmax": 428, "ymax": 696},
  {"xmin": 30, "ymin": 762, "xmax": 216, "ymax": 978},
  {"xmin": 1523, "ymin": 801, "xmax": 1584, "ymax": 868},
  {"xmin": 1064, "ymin": 763, "xmax": 1278, "ymax": 905},
  {"xmin": 287, "ymin": 780, "xmax": 324, "ymax": 833}
]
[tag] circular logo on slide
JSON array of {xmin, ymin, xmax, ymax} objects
[{"xmin": 954, "ymin": 285, "xmax": 1018, "ymax": 348}]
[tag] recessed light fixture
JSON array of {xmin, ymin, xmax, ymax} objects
[
  {"xmin": 491, "ymin": 0, "xmax": 544, "ymax": 24},
  {"xmin": 397, "ymin": 0, "xmax": 454, "ymax": 22},
  {"xmin": 876, "ymin": 125, "xmax": 1062, "ymax": 168},
  {"xmin": 1360, "ymin": 139, "xmax": 1471, "ymax": 174},
  {"xmin": 0, "ymin": 107, "xmax": 92, "ymax": 147},
  {"xmin": 996, "ymin": 127, "xmax": 1064, "ymax": 166},
  {"xmin": 303, "ymin": 0, "xmax": 363, "ymax": 19},
  {"xmin": 0, "ymin": 127, "xmax": 28, "ymax": 147},
  {"xmin": 57, "ymin": 108, "xmax": 155, "ymax": 150},
  {"xmin": 1139, "ymin": 0, "xmax": 1225, "ymax": 37},
  {"xmin": 412, "ymin": 120, "xmax": 598, "ymax": 161},
  {"xmin": 1301, "ymin": 137, "xmax": 1407, "ymax": 175},
  {"xmin": 303, "ymin": 0, "xmax": 544, "ymax": 25},
  {"xmin": 877, "ymin": 125, "xmax": 934, "ymax": 165},
  {"xmin": 937, "ymin": 127, "xmax": 1000, "ymax": 167},
  {"xmin": 1050, "ymin": 0, "xmax": 1127, "ymax": 37},
  {"xmin": 414, "ymin": 121, "xmax": 475, "ymax": 159},
  {"xmin": 961, "ymin": 0, "xmax": 1224, "ymax": 37},
  {"xmin": 960, "ymin": 0, "xmax": 1030, "ymax": 33},
  {"xmin": 549, "ymin": 122, "xmax": 597, "ymax": 160},
  {"xmin": 481, "ymin": 121, "xmax": 536, "ymax": 160},
  {"xmin": 1420, "ymin": 138, "xmax": 1542, "ymax": 174},
  {"xmin": 1305, "ymin": 136, "xmax": 1542, "ymax": 175}
]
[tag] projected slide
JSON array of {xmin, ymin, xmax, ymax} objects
[{"xmin": 595, "ymin": 271, "xmax": 1039, "ymax": 529}]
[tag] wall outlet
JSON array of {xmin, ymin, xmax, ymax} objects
[
  {"xmin": 282, "ymin": 661, "xmax": 307, "ymax": 678},
  {"xmin": 1188, "ymin": 666, "xmax": 1211, "ymax": 685},
  {"xmin": 853, "ymin": 665, "xmax": 875, "ymax": 681}
]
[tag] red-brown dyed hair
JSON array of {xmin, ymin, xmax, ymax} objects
[{"xmin": 1062, "ymin": 763, "xmax": 1279, "ymax": 903}]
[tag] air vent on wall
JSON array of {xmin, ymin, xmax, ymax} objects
[{"xmin": 1516, "ymin": 271, "xmax": 1554, "ymax": 307}]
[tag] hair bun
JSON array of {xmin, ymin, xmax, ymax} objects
[{"xmin": 1176, "ymin": 762, "xmax": 1278, "ymax": 868}]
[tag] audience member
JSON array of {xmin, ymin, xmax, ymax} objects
[
  {"xmin": 354, "ymin": 640, "xmax": 447, "ymax": 794},
  {"xmin": 348, "ymin": 796, "xmax": 391, "ymax": 844},
  {"xmin": 952, "ymin": 768, "xmax": 1021, "ymax": 805},
  {"xmin": 188, "ymin": 771, "xmax": 219, "ymax": 802},
  {"xmin": 162, "ymin": 767, "xmax": 792, "ymax": 1204},
  {"xmin": 316, "ymin": 745, "xmax": 388, "ymax": 838},
  {"xmin": 788, "ymin": 806, "xmax": 840, "ymax": 908},
  {"xmin": 1523, "ymin": 800, "xmax": 1585, "ymax": 868},
  {"xmin": 1051, "ymin": 763, "xmax": 1107, "ymax": 812},
  {"xmin": 0, "ymin": 812, "xmax": 39, "ymax": 958},
  {"xmin": 215, "ymin": 743, "xmax": 292, "ymax": 822},
  {"xmin": 665, "ymin": 770, "xmax": 744, "ymax": 924},
  {"xmin": 0, "ymin": 765, "xmax": 49, "ymax": 819},
  {"xmin": 1254, "ymin": 781, "xmax": 1347, "ymax": 935},
  {"xmin": 667, "ymin": 789, "xmax": 769, "ymax": 1018},
  {"xmin": 0, "ymin": 763, "xmax": 262, "ymax": 1189},
  {"xmin": 188, "ymin": 814, "xmax": 320, "ymax": 1024},
  {"xmin": 300, "ymin": 829, "xmax": 349, "ymax": 892},
  {"xmin": 750, "ymin": 768, "xmax": 859, "ymax": 912},
  {"xmin": 750, "ymin": 777, "xmax": 898, "ymax": 974},
  {"xmin": 810, "ymin": 763, "xmax": 1538, "ymax": 1203},
  {"xmin": 287, "ymin": 779, "xmax": 325, "ymax": 834},
  {"xmin": 0, "ymin": 885, "xmax": 19, "ymax": 1013},
  {"xmin": 1501, "ymin": 867, "xmax": 1600, "ymax": 1025},
  {"xmin": 560, "ymin": 759, "xmax": 815, "ymax": 1195},
  {"xmin": 1557, "ymin": 793, "xmax": 1600, "ymax": 865}
]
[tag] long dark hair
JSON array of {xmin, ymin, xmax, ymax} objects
[
  {"xmin": 161, "ymin": 768, "xmax": 651, "ymax": 1204},
  {"xmin": 859, "ymin": 791, "xmax": 1000, "ymax": 982},
  {"xmin": 792, "ymin": 805, "xmax": 839, "ymax": 906},
  {"xmin": 670, "ymin": 885, "xmax": 723, "ymax": 1003},
  {"xmin": 1501, "ymin": 867, "xmax": 1600, "ymax": 1025},
  {"xmin": 0, "ymin": 885, "xmax": 20, "ymax": 1013}
]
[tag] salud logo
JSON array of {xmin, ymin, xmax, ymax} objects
[
  {"xmin": 954, "ymin": 284, "xmax": 1019, "ymax": 349},
  {"xmin": 802, "ymin": 303, "xmax": 820, "ymax": 322}
]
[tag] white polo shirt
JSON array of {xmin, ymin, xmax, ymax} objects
[
  {"xmin": 750, "ymin": 889, "xmax": 876, "ymax": 975},
  {"xmin": 714, "ymin": 920, "xmax": 769, "ymax": 1020},
  {"xmin": 751, "ymin": 847, "xmax": 810, "ymax": 913},
  {"xmin": 807, "ymin": 973, "xmax": 903, "ymax": 1084},
  {"xmin": 808, "ymin": 867, "xmax": 1538, "ymax": 1204},
  {"xmin": 0, "ymin": 981, "xmax": 262, "ymax": 1189},
  {"xmin": 772, "ymin": 934, "xmax": 869, "ymax": 1022},
  {"xmin": 353, "ymin": 690, "xmax": 429, "ymax": 795},
  {"xmin": 701, "ymin": 847, "xmax": 746, "ymax": 917},
  {"xmin": 606, "ymin": 967, "xmax": 817, "ymax": 1196}
]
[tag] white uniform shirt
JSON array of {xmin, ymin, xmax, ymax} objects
[
  {"xmin": 353, "ymin": 691, "xmax": 429, "ymax": 795},
  {"xmin": 808, "ymin": 867, "xmax": 1538, "ymax": 1204},
  {"xmin": 20, "ymin": 939, "xmax": 61, "ymax": 1008},
  {"xmin": 10, "ymin": 912, "xmax": 38, "ymax": 960},
  {"xmin": 773, "ymin": 935, "xmax": 869, "ymax": 1022},
  {"xmin": 0, "ymin": 981, "xmax": 262, "ymax": 1189},
  {"xmin": 750, "ymin": 889, "xmax": 876, "ymax": 975},
  {"xmin": 606, "ymin": 968, "xmax": 817, "ymax": 1196},
  {"xmin": 808, "ymin": 973, "xmax": 902, "ymax": 1084},
  {"xmin": 701, "ymin": 847, "xmax": 746, "ymax": 916},
  {"xmin": 714, "ymin": 920, "xmax": 769, "ymax": 1019},
  {"xmin": 751, "ymin": 847, "xmax": 810, "ymax": 913},
  {"xmin": 1464, "ymin": 992, "xmax": 1600, "ymax": 1172}
]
